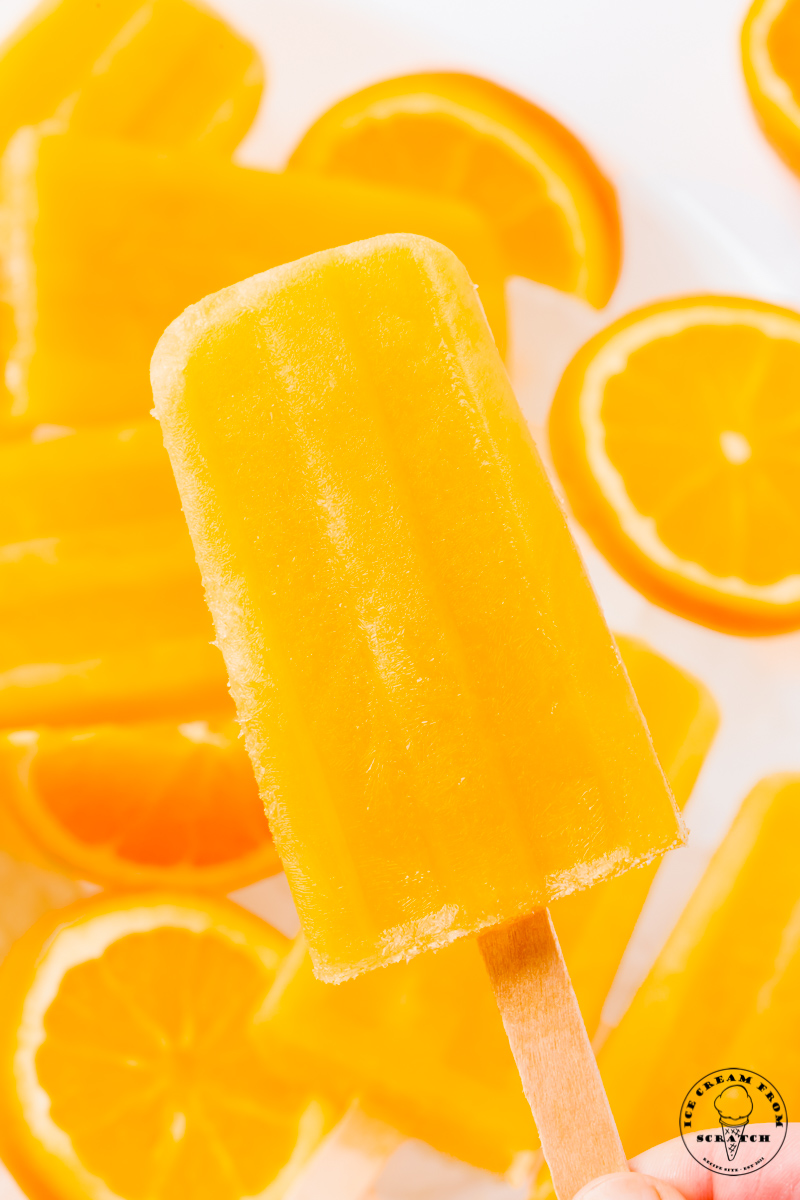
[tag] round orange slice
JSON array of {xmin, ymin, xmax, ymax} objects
[
  {"xmin": 742, "ymin": 0, "xmax": 800, "ymax": 175},
  {"xmin": 289, "ymin": 72, "xmax": 621, "ymax": 308},
  {"xmin": 0, "ymin": 718, "xmax": 280, "ymax": 893},
  {"xmin": 0, "ymin": 891, "xmax": 337, "ymax": 1200},
  {"xmin": 548, "ymin": 295, "xmax": 800, "ymax": 635}
]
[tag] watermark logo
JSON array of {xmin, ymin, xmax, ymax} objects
[{"xmin": 679, "ymin": 1069, "xmax": 787, "ymax": 1175}]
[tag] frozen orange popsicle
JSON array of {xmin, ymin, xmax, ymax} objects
[
  {"xmin": 0, "ymin": 0, "xmax": 262, "ymax": 157},
  {"xmin": 153, "ymin": 233, "xmax": 683, "ymax": 1196},
  {"xmin": 599, "ymin": 774, "xmax": 800, "ymax": 1157},
  {"xmin": 553, "ymin": 634, "xmax": 718, "ymax": 1038},
  {"xmin": 262, "ymin": 935, "xmax": 535, "ymax": 1177},
  {"xmin": 2, "ymin": 127, "xmax": 506, "ymax": 435},
  {"xmin": 0, "ymin": 422, "xmax": 229, "ymax": 726}
]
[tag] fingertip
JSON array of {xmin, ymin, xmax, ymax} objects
[{"xmin": 573, "ymin": 1170, "xmax": 687, "ymax": 1200}]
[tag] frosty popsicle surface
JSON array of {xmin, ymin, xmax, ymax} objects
[{"xmin": 152, "ymin": 233, "xmax": 683, "ymax": 984}]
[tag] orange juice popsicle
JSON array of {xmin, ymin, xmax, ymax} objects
[
  {"xmin": 152, "ymin": 233, "xmax": 682, "ymax": 982},
  {"xmin": 2, "ymin": 127, "xmax": 506, "ymax": 435},
  {"xmin": 260, "ymin": 935, "xmax": 534, "ymax": 1178},
  {"xmin": 599, "ymin": 773, "xmax": 800, "ymax": 1157},
  {"xmin": 0, "ymin": 0, "xmax": 262, "ymax": 157},
  {"xmin": 0, "ymin": 422, "xmax": 229, "ymax": 726},
  {"xmin": 152, "ymin": 233, "xmax": 683, "ymax": 1195}
]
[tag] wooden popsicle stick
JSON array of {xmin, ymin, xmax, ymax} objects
[
  {"xmin": 478, "ymin": 908, "xmax": 628, "ymax": 1200},
  {"xmin": 283, "ymin": 1101, "xmax": 404, "ymax": 1200}
]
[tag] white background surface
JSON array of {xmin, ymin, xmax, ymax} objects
[{"xmin": 3, "ymin": 1, "xmax": 800, "ymax": 1196}]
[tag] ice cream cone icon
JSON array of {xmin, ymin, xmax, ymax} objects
[{"xmin": 715, "ymin": 1085, "xmax": 754, "ymax": 1161}]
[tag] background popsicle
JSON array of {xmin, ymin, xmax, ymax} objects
[
  {"xmin": 2, "ymin": 127, "xmax": 507, "ymax": 434},
  {"xmin": 598, "ymin": 773, "xmax": 800, "ymax": 1157},
  {"xmin": 0, "ymin": 422, "xmax": 229, "ymax": 726},
  {"xmin": 0, "ymin": 0, "xmax": 263, "ymax": 157},
  {"xmin": 552, "ymin": 634, "xmax": 719, "ymax": 1040}
]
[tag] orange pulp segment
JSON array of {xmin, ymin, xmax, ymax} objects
[
  {"xmin": 742, "ymin": 0, "xmax": 800, "ymax": 176},
  {"xmin": 548, "ymin": 294, "xmax": 800, "ymax": 635},
  {"xmin": 0, "ymin": 892, "xmax": 338, "ymax": 1200},
  {"xmin": 0, "ymin": 719, "xmax": 280, "ymax": 893},
  {"xmin": 289, "ymin": 72, "xmax": 621, "ymax": 306},
  {"xmin": 0, "ymin": 0, "xmax": 263, "ymax": 157}
]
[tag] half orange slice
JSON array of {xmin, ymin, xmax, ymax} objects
[
  {"xmin": 0, "ymin": 718, "xmax": 280, "ymax": 892},
  {"xmin": 549, "ymin": 295, "xmax": 800, "ymax": 634},
  {"xmin": 289, "ymin": 72, "xmax": 621, "ymax": 307},
  {"xmin": 0, "ymin": 891, "xmax": 336, "ymax": 1200},
  {"xmin": 743, "ymin": 0, "xmax": 800, "ymax": 175}
]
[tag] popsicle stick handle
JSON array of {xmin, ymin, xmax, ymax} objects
[
  {"xmin": 283, "ymin": 1101, "xmax": 403, "ymax": 1200},
  {"xmin": 478, "ymin": 908, "xmax": 628, "ymax": 1200}
]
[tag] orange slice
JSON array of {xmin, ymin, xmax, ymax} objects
[
  {"xmin": 0, "ymin": 891, "xmax": 337, "ymax": 1200},
  {"xmin": 289, "ymin": 72, "xmax": 621, "ymax": 307},
  {"xmin": 742, "ymin": 0, "xmax": 800, "ymax": 175},
  {"xmin": 0, "ymin": 719, "xmax": 280, "ymax": 892},
  {"xmin": 548, "ymin": 295, "xmax": 800, "ymax": 635}
]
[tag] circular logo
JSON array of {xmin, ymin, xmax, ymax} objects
[{"xmin": 679, "ymin": 1069, "xmax": 787, "ymax": 1175}]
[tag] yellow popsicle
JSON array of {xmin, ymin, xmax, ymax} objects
[
  {"xmin": 262, "ymin": 935, "xmax": 534, "ymax": 1176},
  {"xmin": 152, "ymin": 233, "xmax": 683, "ymax": 983},
  {"xmin": 0, "ymin": 422, "xmax": 229, "ymax": 726},
  {"xmin": 0, "ymin": 0, "xmax": 262, "ymax": 157},
  {"xmin": 552, "ymin": 634, "xmax": 719, "ymax": 1038},
  {"xmin": 2, "ymin": 127, "xmax": 507, "ymax": 435},
  {"xmin": 599, "ymin": 773, "xmax": 800, "ymax": 1157}
]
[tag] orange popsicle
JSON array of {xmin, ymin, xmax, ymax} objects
[
  {"xmin": 152, "ymin": 233, "xmax": 682, "ymax": 980},
  {"xmin": 2, "ymin": 127, "xmax": 507, "ymax": 435},
  {"xmin": 599, "ymin": 773, "xmax": 800, "ymax": 1156},
  {"xmin": 0, "ymin": 0, "xmax": 263, "ymax": 156},
  {"xmin": 552, "ymin": 634, "xmax": 718, "ymax": 1038},
  {"xmin": 0, "ymin": 422, "xmax": 228, "ymax": 726},
  {"xmin": 152, "ymin": 234, "xmax": 683, "ymax": 1195}
]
